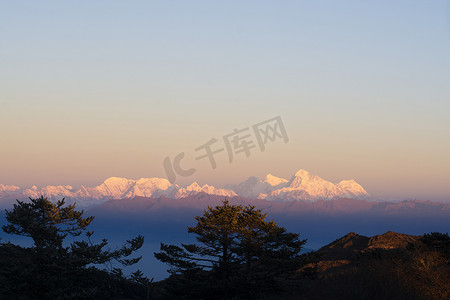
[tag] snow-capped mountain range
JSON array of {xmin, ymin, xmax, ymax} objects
[
  {"xmin": 225, "ymin": 170, "xmax": 369, "ymax": 201},
  {"xmin": 0, "ymin": 170, "xmax": 369, "ymax": 207}
]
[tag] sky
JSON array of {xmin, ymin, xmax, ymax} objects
[{"xmin": 1, "ymin": 1, "xmax": 449, "ymax": 201}]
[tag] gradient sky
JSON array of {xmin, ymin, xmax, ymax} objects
[{"xmin": 1, "ymin": 1, "xmax": 449, "ymax": 201}]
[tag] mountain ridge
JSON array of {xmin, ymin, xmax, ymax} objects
[{"xmin": 0, "ymin": 169, "xmax": 369, "ymax": 207}]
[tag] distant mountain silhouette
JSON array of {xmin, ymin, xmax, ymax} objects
[{"xmin": 88, "ymin": 194, "xmax": 449, "ymax": 218}]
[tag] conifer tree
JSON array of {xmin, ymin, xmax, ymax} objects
[
  {"xmin": 0, "ymin": 196, "xmax": 147, "ymax": 299},
  {"xmin": 155, "ymin": 200, "xmax": 307, "ymax": 298}
]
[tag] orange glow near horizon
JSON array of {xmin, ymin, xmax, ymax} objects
[{"xmin": 0, "ymin": 1, "xmax": 449, "ymax": 202}]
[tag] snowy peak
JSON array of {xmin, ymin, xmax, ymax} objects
[
  {"xmin": 186, "ymin": 182, "xmax": 202, "ymax": 192},
  {"xmin": 176, "ymin": 182, "xmax": 236, "ymax": 199},
  {"xmin": 263, "ymin": 174, "xmax": 288, "ymax": 186},
  {"xmin": 23, "ymin": 185, "xmax": 74, "ymax": 200},
  {"xmin": 0, "ymin": 184, "xmax": 20, "ymax": 192},
  {"xmin": 0, "ymin": 169, "xmax": 370, "ymax": 207},
  {"xmin": 225, "ymin": 176, "xmax": 275, "ymax": 199},
  {"xmin": 0, "ymin": 177, "xmax": 239, "ymax": 207},
  {"xmin": 294, "ymin": 169, "xmax": 313, "ymax": 178},
  {"xmin": 337, "ymin": 180, "xmax": 368, "ymax": 197},
  {"xmin": 225, "ymin": 169, "xmax": 370, "ymax": 202},
  {"xmin": 288, "ymin": 169, "xmax": 330, "ymax": 189},
  {"xmin": 128, "ymin": 178, "xmax": 172, "ymax": 197},
  {"xmin": 265, "ymin": 170, "xmax": 369, "ymax": 202},
  {"xmin": 99, "ymin": 177, "xmax": 135, "ymax": 198},
  {"xmin": 0, "ymin": 184, "xmax": 21, "ymax": 198},
  {"xmin": 135, "ymin": 178, "xmax": 171, "ymax": 188},
  {"xmin": 103, "ymin": 177, "xmax": 132, "ymax": 185},
  {"xmin": 2, "ymin": 177, "xmax": 176, "ymax": 207}
]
